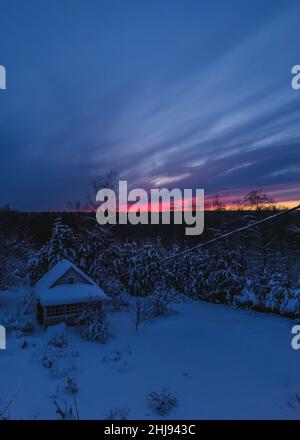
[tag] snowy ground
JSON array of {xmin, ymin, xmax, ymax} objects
[{"xmin": 1, "ymin": 289, "xmax": 300, "ymax": 420}]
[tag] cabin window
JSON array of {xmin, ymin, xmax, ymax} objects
[
  {"xmin": 68, "ymin": 276, "xmax": 74, "ymax": 284},
  {"xmin": 65, "ymin": 303, "xmax": 83, "ymax": 314},
  {"xmin": 46, "ymin": 303, "xmax": 84, "ymax": 317},
  {"xmin": 47, "ymin": 305, "xmax": 65, "ymax": 317}
]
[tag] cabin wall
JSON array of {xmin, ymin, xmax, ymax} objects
[
  {"xmin": 42, "ymin": 307, "xmax": 80, "ymax": 328},
  {"xmin": 51, "ymin": 268, "xmax": 92, "ymax": 288},
  {"xmin": 42, "ymin": 301, "xmax": 91, "ymax": 328},
  {"xmin": 39, "ymin": 300, "xmax": 104, "ymax": 329}
]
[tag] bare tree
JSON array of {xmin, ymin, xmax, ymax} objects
[
  {"xmin": 86, "ymin": 170, "xmax": 118, "ymax": 211},
  {"xmin": 232, "ymin": 199, "xmax": 244, "ymax": 211},
  {"xmin": 80, "ymin": 170, "xmax": 118, "ymax": 235},
  {"xmin": 134, "ymin": 299, "xmax": 143, "ymax": 331},
  {"xmin": 243, "ymin": 189, "xmax": 276, "ymax": 211},
  {"xmin": 211, "ymin": 194, "xmax": 226, "ymax": 211},
  {"xmin": 204, "ymin": 199, "xmax": 211, "ymax": 211}
]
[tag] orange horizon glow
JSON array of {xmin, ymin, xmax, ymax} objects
[{"xmin": 74, "ymin": 198, "xmax": 300, "ymax": 213}]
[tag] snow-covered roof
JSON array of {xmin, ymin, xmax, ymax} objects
[
  {"xmin": 39, "ymin": 284, "xmax": 107, "ymax": 306},
  {"xmin": 34, "ymin": 259, "xmax": 107, "ymax": 305}
]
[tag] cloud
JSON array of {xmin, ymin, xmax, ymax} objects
[
  {"xmin": 0, "ymin": 1, "xmax": 299, "ymax": 209},
  {"xmin": 151, "ymin": 173, "xmax": 191, "ymax": 187}
]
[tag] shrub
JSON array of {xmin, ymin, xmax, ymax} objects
[
  {"xmin": 81, "ymin": 319, "xmax": 111, "ymax": 344},
  {"xmin": 105, "ymin": 407, "xmax": 130, "ymax": 420},
  {"xmin": 147, "ymin": 389, "xmax": 178, "ymax": 416},
  {"xmin": 145, "ymin": 289, "xmax": 175, "ymax": 318},
  {"xmin": 48, "ymin": 333, "xmax": 68, "ymax": 349},
  {"xmin": 77, "ymin": 301, "xmax": 111, "ymax": 344},
  {"xmin": 65, "ymin": 377, "xmax": 79, "ymax": 395},
  {"xmin": 102, "ymin": 277, "xmax": 129, "ymax": 310},
  {"xmin": 47, "ymin": 323, "xmax": 68, "ymax": 348},
  {"xmin": 20, "ymin": 321, "xmax": 34, "ymax": 335},
  {"xmin": 35, "ymin": 344, "xmax": 78, "ymax": 378},
  {"xmin": 53, "ymin": 400, "xmax": 77, "ymax": 420},
  {"xmin": 134, "ymin": 291, "xmax": 176, "ymax": 330},
  {"xmin": 0, "ymin": 309, "xmax": 34, "ymax": 336}
]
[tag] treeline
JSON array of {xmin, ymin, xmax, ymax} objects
[
  {"xmin": 0, "ymin": 198, "xmax": 299, "ymax": 316},
  {"xmin": 21, "ymin": 209, "xmax": 300, "ymax": 317}
]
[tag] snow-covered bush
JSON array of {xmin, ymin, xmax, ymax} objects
[
  {"xmin": 249, "ymin": 270, "xmax": 299, "ymax": 316},
  {"xmin": 81, "ymin": 319, "xmax": 111, "ymax": 344},
  {"xmin": 64, "ymin": 377, "xmax": 79, "ymax": 395},
  {"xmin": 265, "ymin": 279, "xmax": 288, "ymax": 312},
  {"xmin": 233, "ymin": 286, "xmax": 260, "ymax": 309},
  {"xmin": 279, "ymin": 290, "xmax": 300, "ymax": 316},
  {"xmin": 77, "ymin": 301, "xmax": 111, "ymax": 344},
  {"xmin": 0, "ymin": 309, "xmax": 35, "ymax": 336},
  {"xmin": 35, "ymin": 344, "xmax": 78, "ymax": 378},
  {"xmin": 144, "ymin": 289, "xmax": 175, "ymax": 318},
  {"xmin": 134, "ymin": 291, "xmax": 176, "ymax": 331},
  {"xmin": 105, "ymin": 407, "xmax": 130, "ymax": 420},
  {"xmin": 102, "ymin": 277, "xmax": 129, "ymax": 310},
  {"xmin": 47, "ymin": 323, "xmax": 68, "ymax": 348},
  {"xmin": 53, "ymin": 400, "xmax": 77, "ymax": 420},
  {"xmin": 19, "ymin": 321, "xmax": 34, "ymax": 336},
  {"xmin": 48, "ymin": 333, "xmax": 68, "ymax": 349},
  {"xmin": 147, "ymin": 389, "xmax": 178, "ymax": 416}
]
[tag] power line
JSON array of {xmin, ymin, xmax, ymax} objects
[
  {"xmin": 156, "ymin": 204, "xmax": 300, "ymax": 265},
  {"xmin": 121, "ymin": 204, "xmax": 300, "ymax": 277}
]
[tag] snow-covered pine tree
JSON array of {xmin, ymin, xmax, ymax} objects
[
  {"xmin": 29, "ymin": 218, "xmax": 78, "ymax": 284},
  {"xmin": 262, "ymin": 244, "xmax": 293, "ymax": 314},
  {"xmin": 137, "ymin": 240, "xmax": 163, "ymax": 296},
  {"xmin": 47, "ymin": 218, "xmax": 77, "ymax": 266},
  {"xmin": 205, "ymin": 245, "xmax": 244, "ymax": 305},
  {"xmin": 265, "ymin": 271, "xmax": 291, "ymax": 314},
  {"xmin": 120, "ymin": 239, "xmax": 164, "ymax": 296},
  {"xmin": 0, "ymin": 234, "xmax": 32, "ymax": 288},
  {"xmin": 171, "ymin": 248, "xmax": 208, "ymax": 299},
  {"xmin": 117, "ymin": 240, "xmax": 141, "ymax": 295},
  {"xmin": 164, "ymin": 242, "xmax": 182, "ymax": 293}
]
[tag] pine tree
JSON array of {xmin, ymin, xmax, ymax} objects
[
  {"xmin": 206, "ymin": 246, "xmax": 244, "ymax": 305},
  {"xmin": 47, "ymin": 218, "xmax": 77, "ymax": 266},
  {"xmin": 29, "ymin": 218, "xmax": 77, "ymax": 283}
]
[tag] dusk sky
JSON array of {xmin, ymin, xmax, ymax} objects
[{"xmin": 0, "ymin": 0, "xmax": 299, "ymax": 210}]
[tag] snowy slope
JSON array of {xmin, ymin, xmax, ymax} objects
[{"xmin": 1, "ymin": 292, "xmax": 300, "ymax": 420}]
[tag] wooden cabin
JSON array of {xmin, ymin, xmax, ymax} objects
[{"xmin": 34, "ymin": 259, "xmax": 107, "ymax": 328}]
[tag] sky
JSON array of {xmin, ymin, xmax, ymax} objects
[{"xmin": 0, "ymin": 0, "xmax": 299, "ymax": 210}]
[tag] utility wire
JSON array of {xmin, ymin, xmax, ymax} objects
[{"xmin": 120, "ymin": 204, "xmax": 300, "ymax": 278}]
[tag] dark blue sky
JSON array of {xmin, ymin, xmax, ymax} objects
[{"xmin": 0, "ymin": 0, "xmax": 299, "ymax": 210}]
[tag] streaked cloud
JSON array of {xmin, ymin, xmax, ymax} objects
[{"xmin": 0, "ymin": 0, "xmax": 299, "ymax": 209}]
